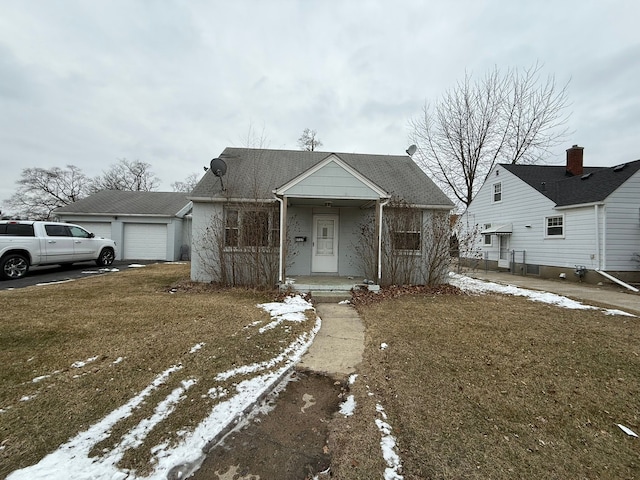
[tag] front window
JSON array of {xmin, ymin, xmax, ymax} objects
[
  {"xmin": 493, "ymin": 183, "xmax": 502, "ymax": 203},
  {"xmin": 224, "ymin": 206, "xmax": 279, "ymax": 248},
  {"xmin": 545, "ymin": 215, "xmax": 564, "ymax": 237},
  {"xmin": 390, "ymin": 208, "xmax": 421, "ymax": 251}
]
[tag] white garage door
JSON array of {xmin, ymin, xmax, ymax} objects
[
  {"xmin": 76, "ymin": 222, "xmax": 112, "ymax": 240},
  {"xmin": 123, "ymin": 224, "xmax": 167, "ymax": 260}
]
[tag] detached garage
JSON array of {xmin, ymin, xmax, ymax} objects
[{"xmin": 54, "ymin": 191, "xmax": 192, "ymax": 262}]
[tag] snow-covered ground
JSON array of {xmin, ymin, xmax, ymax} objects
[{"xmin": 7, "ymin": 273, "xmax": 634, "ymax": 479}]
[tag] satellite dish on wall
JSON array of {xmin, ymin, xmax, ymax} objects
[
  {"xmin": 406, "ymin": 145, "xmax": 417, "ymax": 156},
  {"xmin": 210, "ymin": 158, "xmax": 227, "ymax": 177},
  {"xmin": 209, "ymin": 158, "xmax": 227, "ymax": 191}
]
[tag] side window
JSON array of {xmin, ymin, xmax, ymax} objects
[
  {"xmin": 493, "ymin": 183, "xmax": 502, "ymax": 203},
  {"xmin": 1, "ymin": 224, "xmax": 35, "ymax": 236},
  {"xmin": 545, "ymin": 215, "xmax": 564, "ymax": 237},
  {"xmin": 69, "ymin": 226, "xmax": 91, "ymax": 238},
  {"xmin": 483, "ymin": 224, "xmax": 492, "ymax": 246},
  {"xmin": 44, "ymin": 225, "xmax": 71, "ymax": 237}
]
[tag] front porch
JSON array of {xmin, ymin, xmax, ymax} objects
[{"xmin": 280, "ymin": 275, "xmax": 380, "ymax": 301}]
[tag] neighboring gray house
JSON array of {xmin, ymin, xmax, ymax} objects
[
  {"xmin": 189, "ymin": 147, "xmax": 454, "ymax": 287},
  {"xmin": 55, "ymin": 191, "xmax": 192, "ymax": 261},
  {"xmin": 460, "ymin": 145, "xmax": 640, "ymax": 284}
]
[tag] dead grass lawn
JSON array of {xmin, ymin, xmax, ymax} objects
[
  {"xmin": 0, "ymin": 263, "xmax": 315, "ymax": 477},
  {"xmin": 329, "ymin": 293, "xmax": 640, "ymax": 479}
]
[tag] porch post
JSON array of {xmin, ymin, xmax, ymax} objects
[
  {"xmin": 376, "ymin": 199, "xmax": 382, "ymax": 284},
  {"xmin": 278, "ymin": 195, "xmax": 287, "ymax": 283}
]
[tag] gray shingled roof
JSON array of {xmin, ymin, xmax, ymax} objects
[
  {"xmin": 54, "ymin": 190, "xmax": 191, "ymax": 216},
  {"xmin": 190, "ymin": 148, "xmax": 454, "ymax": 207},
  {"xmin": 502, "ymin": 159, "xmax": 640, "ymax": 206}
]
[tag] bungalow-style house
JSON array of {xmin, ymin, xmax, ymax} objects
[
  {"xmin": 460, "ymin": 145, "xmax": 640, "ymax": 285},
  {"xmin": 54, "ymin": 190, "xmax": 192, "ymax": 261},
  {"xmin": 189, "ymin": 148, "xmax": 454, "ymax": 287}
]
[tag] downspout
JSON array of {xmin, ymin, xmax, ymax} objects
[
  {"xmin": 274, "ymin": 194, "xmax": 285, "ymax": 284},
  {"xmin": 377, "ymin": 197, "xmax": 391, "ymax": 285}
]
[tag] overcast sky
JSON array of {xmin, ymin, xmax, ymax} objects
[{"xmin": 1, "ymin": 0, "xmax": 639, "ymax": 210}]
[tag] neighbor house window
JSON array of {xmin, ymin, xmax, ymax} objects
[
  {"xmin": 224, "ymin": 207, "xmax": 279, "ymax": 248},
  {"xmin": 483, "ymin": 224, "xmax": 492, "ymax": 246},
  {"xmin": 545, "ymin": 215, "xmax": 564, "ymax": 237},
  {"xmin": 390, "ymin": 208, "xmax": 421, "ymax": 251},
  {"xmin": 493, "ymin": 183, "xmax": 502, "ymax": 202}
]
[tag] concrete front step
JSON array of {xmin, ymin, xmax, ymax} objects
[{"xmin": 310, "ymin": 290, "xmax": 352, "ymax": 303}]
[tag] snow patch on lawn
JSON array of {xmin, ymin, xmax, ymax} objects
[
  {"xmin": 375, "ymin": 403, "xmax": 403, "ymax": 480},
  {"xmin": 71, "ymin": 356, "xmax": 99, "ymax": 368},
  {"xmin": 257, "ymin": 295, "xmax": 311, "ymax": 333},
  {"xmin": 339, "ymin": 395, "xmax": 356, "ymax": 417},
  {"xmin": 449, "ymin": 273, "xmax": 634, "ymax": 316}
]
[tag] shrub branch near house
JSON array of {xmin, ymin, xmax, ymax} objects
[{"xmin": 189, "ymin": 148, "xmax": 454, "ymax": 287}]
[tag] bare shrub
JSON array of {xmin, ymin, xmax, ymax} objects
[{"xmin": 352, "ymin": 199, "xmax": 451, "ymax": 286}]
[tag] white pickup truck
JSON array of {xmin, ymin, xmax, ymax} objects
[{"xmin": 0, "ymin": 220, "xmax": 117, "ymax": 280}]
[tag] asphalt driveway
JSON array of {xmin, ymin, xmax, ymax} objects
[{"xmin": 0, "ymin": 260, "xmax": 159, "ymax": 290}]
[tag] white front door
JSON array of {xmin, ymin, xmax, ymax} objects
[
  {"xmin": 312, "ymin": 215, "xmax": 339, "ymax": 273},
  {"xmin": 498, "ymin": 235, "xmax": 510, "ymax": 268}
]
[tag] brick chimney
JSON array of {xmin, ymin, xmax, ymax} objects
[{"xmin": 566, "ymin": 145, "xmax": 584, "ymax": 176}]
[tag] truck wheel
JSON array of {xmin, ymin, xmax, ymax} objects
[
  {"xmin": 1, "ymin": 254, "xmax": 29, "ymax": 280},
  {"xmin": 96, "ymin": 248, "xmax": 115, "ymax": 267}
]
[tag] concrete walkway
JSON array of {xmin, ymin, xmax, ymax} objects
[
  {"xmin": 297, "ymin": 303, "xmax": 365, "ymax": 379},
  {"xmin": 463, "ymin": 269, "xmax": 640, "ymax": 315}
]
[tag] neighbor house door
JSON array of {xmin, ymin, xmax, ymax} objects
[
  {"xmin": 498, "ymin": 235, "xmax": 510, "ymax": 268},
  {"xmin": 312, "ymin": 214, "xmax": 339, "ymax": 273}
]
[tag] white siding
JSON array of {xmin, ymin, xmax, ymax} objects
[
  {"xmin": 190, "ymin": 202, "xmax": 222, "ymax": 282},
  {"xmin": 603, "ymin": 170, "xmax": 640, "ymax": 271}
]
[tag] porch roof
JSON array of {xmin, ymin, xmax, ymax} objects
[{"xmin": 481, "ymin": 224, "xmax": 513, "ymax": 235}]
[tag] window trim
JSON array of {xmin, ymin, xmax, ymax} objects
[{"xmin": 544, "ymin": 214, "xmax": 565, "ymax": 238}]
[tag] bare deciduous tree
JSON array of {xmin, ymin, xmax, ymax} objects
[
  {"xmin": 171, "ymin": 173, "xmax": 200, "ymax": 193},
  {"xmin": 409, "ymin": 63, "xmax": 570, "ymax": 208},
  {"xmin": 5, "ymin": 165, "xmax": 90, "ymax": 219},
  {"xmin": 297, "ymin": 128, "xmax": 323, "ymax": 151},
  {"xmin": 91, "ymin": 158, "xmax": 160, "ymax": 192}
]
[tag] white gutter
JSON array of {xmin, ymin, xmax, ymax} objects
[
  {"xmin": 595, "ymin": 269, "xmax": 639, "ymax": 292},
  {"xmin": 188, "ymin": 196, "xmax": 278, "ymax": 204},
  {"xmin": 554, "ymin": 201, "xmax": 605, "ymax": 210}
]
